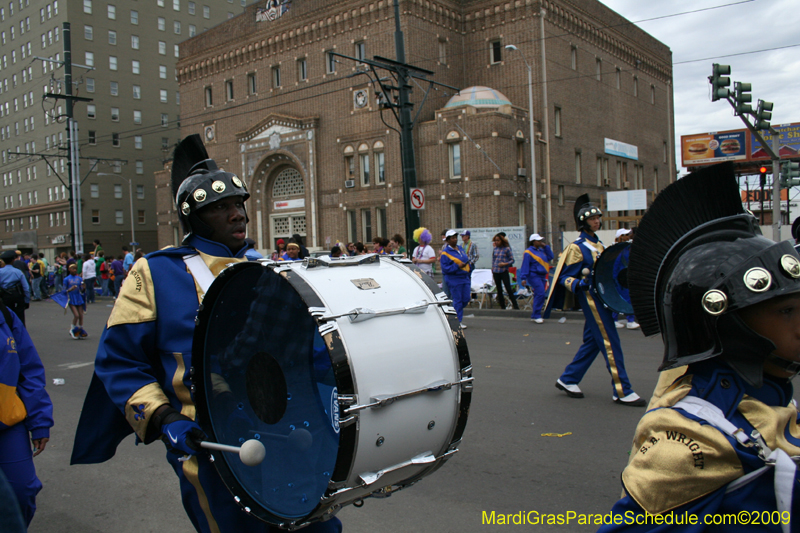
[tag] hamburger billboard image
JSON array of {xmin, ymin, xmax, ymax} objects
[{"xmin": 681, "ymin": 130, "xmax": 748, "ymax": 166}]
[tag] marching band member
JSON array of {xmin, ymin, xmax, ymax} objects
[
  {"xmin": 519, "ymin": 233, "xmax": 553, "ymax": 324},
  {"xmin": 440, "ymin": 229, "xmax": 472, "ymax": 329},
  {"xmin": 71, "ymin": 135, "xmax": 342, "ymax": 533},
  {"xmin": 545, "ymin": 194, "xmax": 645, "ymax": 406},
  {"xmin": 600, "ymin": 162, "xmax": 800, "ymax": 532}
]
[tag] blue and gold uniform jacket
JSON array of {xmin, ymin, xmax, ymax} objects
[
  {"xmin": 71, "ymin": 236, "xmax": 253, "ymax": 464},
  {"xmin": 0, "ymin": 307, "xmax": 52, "ymax": 437},
  {"xmin": 543, "ymin": 231, "xmax": 603, "ymax": 316},
  {"xmin": 600, "ymin": 362, "xmax": 800, "ymax": 532},
  {"xmin": 518, "ymin": 245, "xmax": 554, "ymax": 280},
  {"xmin": 439, "ymin": 244, "xmax": 471, "ymax": 283}
]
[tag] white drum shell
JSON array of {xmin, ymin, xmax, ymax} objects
[{"xmin": 280, "ymin": 257, "xmax": 461, "ymax": 499}]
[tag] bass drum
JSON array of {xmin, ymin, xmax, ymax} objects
[
  {"xmin": 192, "ymin": 255, "xmax": 472, "ymax": 529},
  {"xmin": 592, "ymin": 241, "xmax": 634, "ymax": 315}
]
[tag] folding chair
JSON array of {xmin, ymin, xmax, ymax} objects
[{"xmin": 469, "ymin": 269, "xmax": 495, "ymax": 309}]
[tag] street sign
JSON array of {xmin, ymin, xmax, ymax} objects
[{"xmin": 410, "ymin": 187, "xmax": 425, "ymax": 210}]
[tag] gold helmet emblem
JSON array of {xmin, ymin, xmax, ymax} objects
[
  {"xmin": 743, "ymin": 267, "xmax": 772, "ymax": 293},
  {"xmin": 232, "ymin": 176, "xmax": 243, "ymax": 188},
  {"xmin": 211, "ymin": 180, "xmax": 226, "ymax": 193},
  {"xmin": 193, "ymin": 189, "xmax": 207, "ymax": 203},
  {"xmin": 181, "ymin": 202, "xmax": 191, "ymax": 215},
  {"xmin": 780, "ymin": 254, "xmax": 800, "ymax": 278},
  {"xmin": 701, "ymin": 289, "xmax": 728, "ymax": 315}
]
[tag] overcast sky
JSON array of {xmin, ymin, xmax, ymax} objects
[{"xmin": 600, "ymin": 0, "xmax": 800, "ymax": 175}]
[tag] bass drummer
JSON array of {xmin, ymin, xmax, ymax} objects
[
  {"xmin": 71, "ymin": 134, "xmax": 343, "ymax": 533},
  {"xmin": 544, "ymin": 194, "xmax": 646, "ymax": 407}
]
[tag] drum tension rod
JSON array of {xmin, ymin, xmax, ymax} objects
[
  {"xmin": 344, "ymin": 377, "xmax": 474, "ymax": 414},
  {"xmin": 319, "ymin": 300, "xmax": 453, "ymax": 323}
]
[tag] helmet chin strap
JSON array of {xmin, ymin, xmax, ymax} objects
[{"xmin": 764, "ymin": 354, "xmax": 800, "ymax": 380}]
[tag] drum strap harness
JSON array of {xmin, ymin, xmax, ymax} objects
[
  {"xmin": 674, "ymin": 395, "xmax": 797, "ymax": 533},
  {"xmin": 525, "ymin": 250, "xmax": 551, "ymax": 272},
  {"xmin": 183, "ymin": 254, "xmax": 215, "ymax": 295}
]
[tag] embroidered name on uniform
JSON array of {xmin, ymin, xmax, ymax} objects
[
  {"xmin": 665, "ymin": 430, "xmax": 705, "ymax": 469},
  {"xmin": 131, "ymin": 270, "xmax": 143, "ymax": 292}
]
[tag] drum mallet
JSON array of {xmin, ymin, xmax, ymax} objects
[{"xmin": 200, "ymin": 439, "xmax": 266, "ymax": 467}]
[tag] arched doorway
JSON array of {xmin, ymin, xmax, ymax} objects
[{"xmin": 267, "ymin": 166, "xmax": 306, "ymax": 249}]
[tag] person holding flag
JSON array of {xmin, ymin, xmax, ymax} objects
[
  {"xmin": 519, "ymin": 233, "xmax": 553, "ymax": 324},
  {"xmin": 440, "ymin": 229, "xmax": 471, "ymax": 330}
]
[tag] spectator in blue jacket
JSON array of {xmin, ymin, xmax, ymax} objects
[
  {"xmin": 519, "ymin": 233, "xmax": 553, "ymax": 323},
  {"xmin": 0, "ymin": 299, "xmax": 54, "ymax": 527}
]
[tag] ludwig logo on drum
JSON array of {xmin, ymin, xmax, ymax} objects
[{"xmin": 331, "ymin": 387, "xmax": 340, "ymax": 434}]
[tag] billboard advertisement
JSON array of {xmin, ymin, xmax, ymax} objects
[
  {"xmin": 750, "ymin": 123, "xmax": 800, "ymax": 161},
  {"xmin": 681, "ymin": 129, "xmax": 748, "ymax": 167}
]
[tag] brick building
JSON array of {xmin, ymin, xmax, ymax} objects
[{"xmin": 163, "ymin": 0, "xmax": 675, "ymax": 254}]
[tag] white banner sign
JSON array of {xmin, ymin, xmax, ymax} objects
[
  {"xmin": 274, "ymin": 198, "xmax": 305, "ymax": 210},
  {"xmin": 604, "ymin": 138, "xmax": 639, "ymax": 161},
  {"xmin": 455, "ymin": 226, "xmax": 527, "ymax": 271},
  {"xmin": 606, "ymin": 190, "xmax": 648, "ymax": 211}
]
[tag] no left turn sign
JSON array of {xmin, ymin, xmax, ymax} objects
[{"xmin": 410, "ymin": 188, "xmax": 425, "ymax": 210}]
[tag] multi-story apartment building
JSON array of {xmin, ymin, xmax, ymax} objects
[
  {"xmin": 0, "ymin": 0, "xmax": 248, "ymax": 260},
  {"xmin": 163, "ymin": 0, "xmax": 675, "ymax": 254}
]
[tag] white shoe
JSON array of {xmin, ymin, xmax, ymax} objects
[
  {"xmin": 613, "ymin": 392, "xmax": 646, "ymax": 406},
  {"xmin": 532, "ymin": 318, "xmax": 543, "ymax": 324},
  {"xmin": 460, "ymin": 323, "xmax": 467, "ymax": 329},
  {"xmin": 626, "ymin": 321, "xmax": 640, "ymax": 329},
  {"xmin": 556, "ymin": 379, "xmax": 584, "ymax": 398},
  {"xmin": 615, "ymin": 321, "xmax": 624, "ymax": 329}
]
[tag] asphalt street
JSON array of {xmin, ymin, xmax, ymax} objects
[{"xmin": 23, "ymin": 298, "xmax": 665, "ymax": 533}]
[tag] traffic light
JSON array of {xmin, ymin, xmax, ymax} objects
[
  {"xmin": 759, "ymin": 166, "xmax": 768, "ymax": 188},
  {"xmin": 754, "ymin": 99, "xmax": 773, "ymax": 130},
  {"xmin": 709, "ymin": 64, "xmax": 731, "ymax": 102},
  {"xmin": 733, "ymin": 82, "xmax": 753, "ymax": 115},
  {"xmin": 781, "ymin": 161, "xmax": 800, "ymax": 188}
]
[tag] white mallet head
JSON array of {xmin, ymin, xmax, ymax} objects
[{"xmin": 239, "ymin": 439, "xmax": 266, "ymax": 466}]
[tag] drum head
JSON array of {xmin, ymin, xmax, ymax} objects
[
  {"xmin": 593, "ymin": 242, "xmax": 634, "ymax": 315},
  {"xmin": 193, "ymin": 262, "xmax": 339, "ymax": 523}
]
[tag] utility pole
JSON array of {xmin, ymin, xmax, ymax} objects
[
  {"xmin": 393, "ymin": 0, "xmax": 420, "ymax": 243},
  {"xmin": 333, "ymin": 0, "xmax": 458, "ymax": 246},
  {"xmin": 43, "ymin": 23, "xmax": 94, "ymax": 254}
]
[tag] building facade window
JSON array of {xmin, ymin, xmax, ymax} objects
[
  {"xmin": 325, "ymin": 51, "xmax": 336, "ymax": 74},
  {"xmin": 133, "ymin": 110, "xmax": 141, "ymax": 124},
  {"xmin": 596, "ymin": 58, "xmax": 602, "ymax": 81},
  {"xmin": 133, "ymin": 85, "xmax": 141, "ymax": 99},
  {"xmin": 247, "ymin": 73, "xmax": 256, "ymax": 95},
  {"xmin": 376, "ymin": 207, "xmax": 387, "ymax": 239},
  {"xmin": 575, "ymin": 151, "xmax": 581, "ymax": 184},
  {"xmin": 272, "ymin": 66, "xmax": 280, "ymax": 88},
  {"xmin": 225, "ymin": 79, "xmax": 233, "ymax": 100},
  {"xmin": 298, "ymin": 58, "xmax": 307, "ymax": 81},
  {"xmin": 361, "ymin": 209, "xmax": 372, "ymax": 242},
  {"xmin": 354, "ymin": 41, "xmax": 365, "ymax": 62},
  {"xmin": 554, "ymin": 106, "xmax": 562, "ymax": 137},
  {"xmin": 84, "ymin": 25, "xmax": 92, "ymax": 40},
  {"xmin": 115, "ymin": 210, "xmax": 123, "ymax": 225},
  {"xmin": 205, "ymin": 86, "xmax": 212, "ymax": 106},
  {"xmin": 130, "ymin": 10, "xmax": 138, "ymax": 24},
  {"xmin": 451, "ymin": 202, "xmax": 463, "ymax": 229},
  {"xmin": 90, "ymin": 183, "xmax": 99, "ymax": 198},
  {"xmin": 132, "ymin": 60, "xmax": 140, "ymax": 74},
  {"xmin": 107, "ymin": 4, "xmax": 115, "ymax": 19},
  {"xmin": 136, "ymin": 161, "xmax": 144, "ymax": 174},
  {"xmin": 490, "ymin": 39, "xmax": 502, "ymax": 64},
  {"xmin": 571, "ymin": 46, "xmax": 577, "ymax": 70},
  {"xmin": 449, "ymin": 142, "xmax": 461, "ymax": 179},
  {"xmin": 108, "ymin": 30, "xmax": 116, "ymax": 45},
  {"xmin": 374, "ymin": 151, "xmax": 385, "ymax": 184},
  {"xmin": 112, "ymin": 132, "xmax": 119, "ymax": 146},
  {"xmin": 91, "ymin": 209, "xmax": 99, "ymax": 224},
  {"xmin": 359, "ymin": 152, "xmax": 370, "ymax": 186}
]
